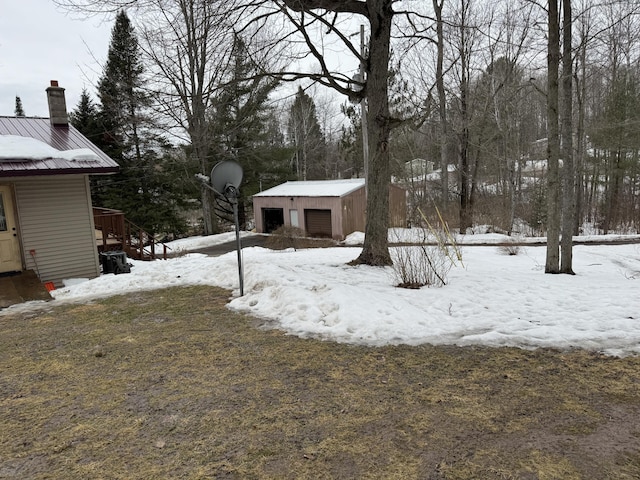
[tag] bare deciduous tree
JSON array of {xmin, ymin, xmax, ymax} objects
[
  {"xmin": 433, "ymin": 0, "xmax": 449, "ymax": 212},
  {"xmin": 140, "ymin": 0, "xmax": 236, "ymax": 235},
  {"xmin": 56, "ymin": 0, "xmax": 239, "ymax": 235},
  {"xmin": 560, "ymin": 0, "xmax": 575, "ymax": 274},
  {"xmin": 242, "ymin": 0, "xmax": 398, "ymax": 266},
  {"xmin": 546, "ymin": 0, "xmax": 561, "ymax": 273}
]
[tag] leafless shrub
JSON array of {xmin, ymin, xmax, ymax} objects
[
  {"xmin": 391, "ymin": 244, "xmax": 454, "ymax": 288},
  {"xmin": 265, "ymin": 226, "xmax": 307, "ymax": 250},
  {"xmin": 391, "ymin": 208, "xmax": 463, "ymax": 288},
  {"xmin": 498, "ymin": 237, "xmax": 522, "ymax": 256}
]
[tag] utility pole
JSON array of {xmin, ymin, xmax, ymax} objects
[{"xmin": 360, "ymin": 24, "xmax": 369, "ymax": 193}]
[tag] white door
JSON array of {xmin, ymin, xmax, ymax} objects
[
  {"xmin": 290, "ymin": 209, "xmax": 299, "ymax": 228},
  {"xmin": 0, "ymin": 185, "xmax": 22, "ymax": 273}
]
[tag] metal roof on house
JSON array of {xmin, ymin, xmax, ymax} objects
[
  {"xmin": 254, "ymin": 178, "xmax": 366, "ymax": 198},
  {"xmin": 0, "ymin": 116, "xmax": 119, "ymax": 177}
]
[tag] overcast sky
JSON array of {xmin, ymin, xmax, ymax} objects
[
  {"xmin": 0, "ymin": 0, "xmax": 355, "ymax": 136},
  {"xmin": 0, "ymin": 0, "xmax": 113, "ymax": 117}
]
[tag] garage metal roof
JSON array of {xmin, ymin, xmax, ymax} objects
[{"xmin": 254, "ymin": 178, "xmax": 365, "ymax": 197}]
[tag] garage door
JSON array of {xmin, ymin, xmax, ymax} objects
[
  {"xmin": 262, "ymin": 208, "xmax": 284, "ymax": 233},
  {"xmin": 305, "ymin": 209, "xmax": 332, "ymax": 238}
]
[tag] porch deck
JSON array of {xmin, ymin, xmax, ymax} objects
[{"xmin": 93, "ymin": 207, "xmax": 170, "ymax": 260}]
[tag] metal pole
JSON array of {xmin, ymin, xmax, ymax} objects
[
  {"xmin": 233, "ymin": 200, "xmax": 244, "ymax": 296},
  {"xmin": 360, "ymin": 24, "xmax": 369, "ymax": 193}
]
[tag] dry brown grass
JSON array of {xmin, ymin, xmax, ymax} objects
[{"xmin": 1, "ymin": 286, "xmax": 639, "ymax": 479}]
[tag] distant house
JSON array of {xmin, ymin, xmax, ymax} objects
[
  {"xmin": 252, "ymin": 178, "xmax": 406, "ymax": 240},
  {"xmin": 0, "ymin": 81, "xmax": 119, "ymax": 286},
  {"xmin": 405, "ymin": 158, "xmax": 434, "ymax": 178}
]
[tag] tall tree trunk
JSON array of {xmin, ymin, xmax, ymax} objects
[
  {"xmin": 354, "ymin": 0, "xmax": 393, "ymax": 266},
  {"xmin": 458, "ymin": 9, "xmax": 472, "ymax": 234},
  {"xmin": 191, "ymin": 114, "xmax": 219, "ymax": 235},
  {"xmin": 560, "ymin": 0, "xmax": 575, "ymax": 274},
  {"xmin": 433, "ymin": 0, "xmax": 448, "ymax": 212},
  {"xmin": 574, "ymin": 39, "xmax": 587, "ymax": 236},
  {"xmin": 605, "ymin": 152, "xmax": 623, "ymax": 233},
  {"xmin": 546, "ymin": 0, "xmax": 561, "ymax": 273}
]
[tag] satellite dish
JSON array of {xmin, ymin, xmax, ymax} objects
[
  {"xmin": 211, "ymin": 161, "xmax": 243, "ymax": 198},
  {"xmin": 210, "ymin": 160, "xmax": 245, "ymax": 296}
]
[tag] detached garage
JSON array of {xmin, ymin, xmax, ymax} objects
[{"xmin": 253, "ymin": 179, "xmax": 406, "ymax": 240}]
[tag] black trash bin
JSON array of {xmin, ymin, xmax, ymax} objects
[{"xmin": 100, "ymin": 251, "xmax": 131, "ymax": 274}]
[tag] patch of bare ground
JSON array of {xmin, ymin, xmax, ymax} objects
[{"xmin": 1, "ymin": 285, "xmax": 639, "ymax": 479}]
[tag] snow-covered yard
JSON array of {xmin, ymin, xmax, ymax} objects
[{"xmin": 4, "ymin": 230, "xmax": 640, "ymax": 357}]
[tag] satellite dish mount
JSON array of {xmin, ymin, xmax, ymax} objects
[{"xmin": 210, "ymin": 161, "xmax": 245, "ymax": 296}]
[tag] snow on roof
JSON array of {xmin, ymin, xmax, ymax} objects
[
  {"xmin": 0, "ymin": 135, "xmax": 100, "ymax": 162},
  {"xmin": 0, "ymin": 117, "xmax": 119, "ymax": 177},
  {"xmin": 254, "ymin": 178, "xmax": 366, "ymax": 197}
]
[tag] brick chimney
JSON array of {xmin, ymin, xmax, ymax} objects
[{"xmin": 46, "ymin": 80, "xmax": 69, "ymax": 127}]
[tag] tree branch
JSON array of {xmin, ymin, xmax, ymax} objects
[{"xmin": 282, "ymin": 0, "xmax": 368, "ymax": 17}]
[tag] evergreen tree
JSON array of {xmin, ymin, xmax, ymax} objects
[
  {"xmin": 288, "ymin": 87, "xmax": 325, "ymax": 180},
  {"xmin": 71, "ymin": 89, "xmax": 110, "ymax": 208},
  {"xmin": 209, "ymin": 35, "xmax": 292, "ymax": 228},
  {"xmin": 93, "ymin": 10, "xmax": 187, "ymax": 237},
  {"xmin": 70, "ymin": 89, "xmax": 102, "ymax": 144},
  {"xmin": 97, "ymin": 9, "xmax": 146, "ymax": 162},
  {"xmin": 339, "ymin": 103, "xmax": 365, "ymax": 178},
  {"xmin": 14, "ymin": 96, "xmax": 25, "ymax": 117}
]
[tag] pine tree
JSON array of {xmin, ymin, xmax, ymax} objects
[
  {"xmin": 97, "ymin": 9, "xmax": 146, "ymax": 162},
  {"xmin": 70, "ymin": 89, "xmax": 102, "ymax": 144},
  {"xmin": 288, "ymin": 87, "xmax": 325, "ymax": 180},
  {"xmin": 209, "ymin": 35, "xmax": 292, "ymax": 228},
  {"xmin": 14, "ymin": 96, "xmax": 25, "ymax": 117},
  {"xmin": 339, "ymin": 103, "xmax": 365, "ymax": 178},
  {"xmin": 93, "ymin": 10, "xmax": 187, "ymax": 237},
  {"xmin": 71, "ymin": 89, "xmax": 110, "ymax": 208}
]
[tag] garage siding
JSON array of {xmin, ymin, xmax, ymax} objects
[
  {"xmin": 389, "ymin": 184, "xmax": 407, "ymax": 228},
  {"xmin": 13, "ymin": 175, "xmax": 100, "ymax": 286},
  {"xmin": 253, "ymin": 180, "xmax": 406, "ymax": 240},
  {"xmin": 341, "ymin": 187, "xmax": 367, "ymax": 236},
  {"xmin": 253, "ymin": 196, "xmax": 343, "ymax": 238}
]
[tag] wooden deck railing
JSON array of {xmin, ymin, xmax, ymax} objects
[{"xmin": 93, "ymin": 207, "xmax": 171, "ymax": 260}]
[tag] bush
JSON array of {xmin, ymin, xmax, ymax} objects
[
  {"xmin": 498, "ymin": 237, "xmax": 522, "ymax": 256},
  {"xmin": 265, "ymin": 226, "xmax": 307, "ymax": 250},
  {"xmin": 391, "ymin": 244, "xmax": 455, "ymax": 288},
  {"xmin": 391, "ymin": 208, "xmax": 463, "ymax": 288}
]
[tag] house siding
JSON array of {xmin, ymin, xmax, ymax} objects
[{"xmin": 12, "ymin": 175, "xmax": 100, "ymax": 286}]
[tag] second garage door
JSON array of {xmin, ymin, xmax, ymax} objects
[{"xmin": 304, "ymin": 209, "xmax": 332, "ymax": 238}]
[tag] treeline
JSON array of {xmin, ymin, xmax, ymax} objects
[{"xmin": 66, "ymin": 0, "xmax": 640, "ymax": 243}]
